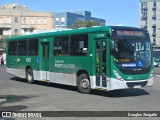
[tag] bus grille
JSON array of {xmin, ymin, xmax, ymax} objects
[{"xmin": 126, "ymin": 81, "xmax": 148, "ymax": 88}]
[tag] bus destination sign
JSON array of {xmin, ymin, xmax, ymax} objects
[{"xmin": 117, "ymin": 30, "xmax": 145, "ymax": 37}]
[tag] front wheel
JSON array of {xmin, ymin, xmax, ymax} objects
[
  {"xmin": 26, "ymin": 68, "xmax": 34, "ymax": 84},
  {"xmin": 77, "ymin": 73, "xmax": 91, "ymax": 94}
]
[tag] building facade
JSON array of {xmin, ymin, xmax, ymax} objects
[
  {"xmin": 139, "ymin": 0, "xmax": 160, "ymax": 45},
  {"xmin": 54, "ymin": 11, "xmax": 105, "ymax": 28},
  {"xmin": 0, "ymin": 3, "xmax": 53, "ymax": 37}
]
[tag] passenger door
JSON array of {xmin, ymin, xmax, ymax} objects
[
  {"xmin": 95, "ymin": 39, "xmax": 107, "ymax": 88},
  {"xmin": 41, "ymin": 41, "xmax": 50, "ymax": 80}
]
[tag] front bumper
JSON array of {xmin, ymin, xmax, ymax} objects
[{"xmin": 107, "ymin": 77, "xmax": 153, "ymax": 91}]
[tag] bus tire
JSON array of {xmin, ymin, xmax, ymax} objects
[
  {"xmin": 26, "ymin": 68, "xmax": 34, "ymax": 84},
  {"xmin": 77, "ymin": 73, "xmax": 91, "ymax": 94}
]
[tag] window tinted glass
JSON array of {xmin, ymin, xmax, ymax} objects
[
  {"xmin": 17, "ymin": 40, "xmax": 27, "ymax": 56},
  {"xmin": 54, "ymin": 37, "xmax": 69, "ymax": 56},
  {"xmin": 28, "ymin": 39, "xmax": 38, "ymax": 56},
  {"xmin": 8, "ymin": 41, "xmax": 17, "ymax": 55},
  {"xmin": 70, "ymin": 35, "xmax": 88, "ymax": 56}
]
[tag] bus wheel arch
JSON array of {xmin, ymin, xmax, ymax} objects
[
  {"xmin": 25, "ymin": 66, "xmax": 34, "ymax": 84},
  {"xmin": 76, "ymin": 70, "xmax": 91, "ymax": 94}
]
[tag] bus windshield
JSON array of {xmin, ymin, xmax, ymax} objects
[{"xmin": 114, "ymin": 37, "xmax": 151, "ymax": 69}]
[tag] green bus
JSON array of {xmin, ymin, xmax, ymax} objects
[
  {"xmin": 6, "ymin": 26, "xmax": 153, "ymax": 94},
  {"xmin": 153, "ymin": 46, "xmax": 160, "ymax": 67}
]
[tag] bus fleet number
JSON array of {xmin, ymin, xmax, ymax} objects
[{"xmin": 26, "ymin": 58, "xmax": 31, "ymax": 62}]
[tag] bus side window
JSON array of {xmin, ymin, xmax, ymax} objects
[
  {"xmin": 70, "ymin": 35, "xmax": 88, "ymax": 56},
  {"xmin": 8, "ymin": 41, "xmax": 17, "ymax": 55},
  {"xmin": 54, "ymin": 37, "xmax": 69, "ymax": 56},
  {"xmin": 17, "ymin": 40, "xmax": 27, "ymax": 56},
  {"xmin": 28, "ymin": 39, "xmax": 38, "ymax": 56}
]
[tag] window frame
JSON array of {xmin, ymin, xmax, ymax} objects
[
  {"xmin": 43, "ymin": 18, "xmax": 47, "ymax": 25},
  {"xmin": 15, "ymin": 17, "xmax": 18, "ymax": 23}
]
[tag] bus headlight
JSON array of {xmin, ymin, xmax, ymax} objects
[
  {"xmin": 149, "ymin": 71, "xmax": 153, "ymax": 79},
  {"xmin": 113, "ymin": 70, "xmax": 124, "ymax": 81}
]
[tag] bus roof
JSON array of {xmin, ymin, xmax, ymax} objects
[{"xmin": 7, "ymin": 26, "xmax": 145, "ymax": 41}]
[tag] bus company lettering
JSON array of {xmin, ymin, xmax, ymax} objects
[
  {"xmin": 17, "ymin": 58, "xmax": 21, "ymax": 62},
  {"xmin": 55, "ymin": 60, "xmax": 75, "ymax": 69}
]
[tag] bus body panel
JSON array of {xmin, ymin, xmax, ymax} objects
[{"xmin": 6, "ymin": 26, "xmax": 153, "ymax": 91}]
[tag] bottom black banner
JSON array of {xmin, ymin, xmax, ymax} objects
[{"xmin": 0, "ymin": 111, "xmax": 159, "ymax": 117}]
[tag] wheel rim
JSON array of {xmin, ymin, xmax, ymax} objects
[
  {"xmin": 28, "ymin": 72, "xmax": 32, "ymax": 81},
  {"xmin": 80, "ymin": 79, "xmax": 89, "ymax": 89}
]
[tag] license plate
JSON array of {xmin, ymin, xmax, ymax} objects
[{"xmin": 134, "ymin": 85, "xmax": 141, "ymax": 88}]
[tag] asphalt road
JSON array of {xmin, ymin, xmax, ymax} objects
[{"xmin": 0, "ymin": 66, "xmax": 160, "ymax": 120}]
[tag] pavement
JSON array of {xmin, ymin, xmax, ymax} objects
[{"xmin": 0, "ymin": 66, "xmax": 160, "ymax": 120}]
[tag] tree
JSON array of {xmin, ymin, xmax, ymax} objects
[
  {"xmin": 71, "ymin": 20, "xmax": 100, "ymax": 29},
  {"xmin": 0, "ymin": 36, "xmax": 6, "ymax": 48}
]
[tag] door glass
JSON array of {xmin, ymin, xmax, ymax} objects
[
  {"xmin": 96, "ymin": 40, "xmax": 107, "ymax": 87},
  {"xmin": 96, "ymin": 41, "xmax": 100, "ymax": 86},
  {"xmin": 43, "ymin": 43, "xmax": 49, "ymax": 60},
  {"xmin": 102, "ymin": 41, "xmax": 106, "ymax": 87}
]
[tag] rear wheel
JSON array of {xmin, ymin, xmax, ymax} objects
[
  {"xmin": 77, "ymin": 73, "xmax": 91, "ymax": 94},
  {"xmin": 26, "ymin": 68, "xmax": 34, "ymax": 84}
]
